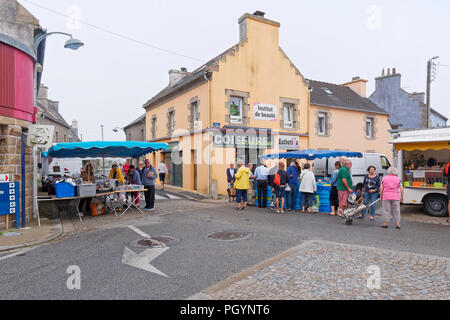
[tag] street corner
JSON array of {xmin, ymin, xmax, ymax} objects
[{"xmin": 200, "ymin": 240, "xmax": 450, "ymax": 300}]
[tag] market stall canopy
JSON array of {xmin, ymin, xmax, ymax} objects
[
  {"xmin": 43, "ymin": 141, "xmax": 168, "ymax": 158},
  {"xmin": 260, "ymin": 149, "xmax": 363, "ymax": 160},
  {"xmin": 390, "ymin": 127, "xmax": 450, "ymax": 151}
]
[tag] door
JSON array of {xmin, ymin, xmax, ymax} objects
[
  {"xmin": 192, "ymin": 150, "xmax": 197, "ymax": 191},
  {"xmin": 164, "ymin": 151, "xmax": 183, "ymax": 188}
]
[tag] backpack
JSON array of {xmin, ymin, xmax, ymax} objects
[{"xmin": 274, "ymin": 173, "xmax": 281, "ymax": 187}]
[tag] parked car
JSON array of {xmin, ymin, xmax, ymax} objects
[{"xmin": 313, "ymin": 152, "xmax": 391, "ymax": 191}]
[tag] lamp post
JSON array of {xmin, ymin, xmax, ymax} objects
[
  {"xmin": 113, "ymin": 127, "xmax": 126, "ymax": 139},
  {"xmin": 31, "ymin": 31, "xmax": 84, "ymax": 225}
]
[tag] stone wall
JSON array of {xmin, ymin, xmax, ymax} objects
[{"xmin": 0, "ymin": 116, "xmax": 33, "ymax": 228}]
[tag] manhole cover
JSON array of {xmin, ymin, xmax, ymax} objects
[
  {"xmin": 207, "ymin": 231, "xmax": 252, "ymax": 241},
  {"xmin": 129, "ymin": 236, "xmax": 180, "ymax": 248}
]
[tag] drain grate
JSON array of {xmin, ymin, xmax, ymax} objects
[
  {"xmin": 207, "ymin": 231, "xmax": 252, "ymax": 242},
  {"xmin": 129, "ymin": 236, "xmax": 180, "ymax": 248}
]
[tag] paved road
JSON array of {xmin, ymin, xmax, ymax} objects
[{"xmin": 0, "ymin": 202, "xmax": 448, "ymax": 299}]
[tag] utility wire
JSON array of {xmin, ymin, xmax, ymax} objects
[{"xmin": 22, "ymin": 0, "xmax": 204, "ymax": 62}]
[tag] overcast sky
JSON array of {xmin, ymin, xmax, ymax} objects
[{"xmin": 22, "ymin": 0, "xmax": 450, "ymax": 141}]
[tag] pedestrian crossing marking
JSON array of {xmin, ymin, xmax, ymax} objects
[{"xmin": 166, "ymin": 194, "xmax": 181, "ymax": 199}]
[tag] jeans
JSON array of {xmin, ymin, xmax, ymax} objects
[
  {"xmin": 301, "ymin": 192, "xmax": 314, "ymax": 209},
  {"xmin": 236, "ymin": 189, "xmax": 248, "ymax": 203},
  {"xmin": 144, "ymin": 185, "xmax": 155, "ymax": 209},
  {"xmin": 286, "ymin": 182, "xmax": 298, "ymax": 210},
  {"xmin": 257, "ymin": 180, "xmax": 268, "ymax": 208},
  {"xmin": 362, "ymin": 191, "xmax": 379, "ymax": 217}
]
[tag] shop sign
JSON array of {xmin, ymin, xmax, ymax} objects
[
  {"xmin": 166, "ymin": 141, "xmax": 179, "ymax": 151},
  {"xmin": 213, "ymin": 130, "xmax": 273, "ymax": 149},
  {"xmin": 213, "ymin": 122, "xmax": 221, "ymax": 128},
  {"xmin": 279, "ymin": 135, "xmax": 300, "ymax": 150},
  {"xmin": 0, "ymin": 174, "xmax": 13, "ymax": 182},
  {"xmin": 253, "ymin": 104, "xmax": 278, "ymax": 121}
]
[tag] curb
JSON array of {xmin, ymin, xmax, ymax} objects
[{"xmin": 0, "ymin": 219, "xmax": 64, "ymax": 253}]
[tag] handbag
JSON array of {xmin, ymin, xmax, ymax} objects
[{"xmin": 285, "ymin": 184, "xmax": 291, "ymax": 192}]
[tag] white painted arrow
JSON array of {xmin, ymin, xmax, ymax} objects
[{"xmin": 122, "ymin": 246, "xmax": 169, "ymax": 277}]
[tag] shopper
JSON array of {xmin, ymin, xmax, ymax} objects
[
  {"xmin": 380, "ymin": 167, "xmax": 404, "ymax": 229},
  {"xmin": 299, "ymin": 163, "xmax": 317, "ymax": 213},
  {"xmin": 158, "ymin": 160, "xmax": 168, "ymax": 190},
  {"xmin": 247, "ymin": 163, "xmax": 255, "ymax": 206},
  {"xmin": 226, "ymin": 163, "xmax": 237, "ymax": 202},
  {"xmin": 445, "ymin": 158, "xmax": 450, "ymax": 223},
  {"xmin": 286, "ymin": 161, "xmax": 299, "ymax": 211},
  {"xmin": 109, "ymin": 163, "xmax": 125, "ymax": 184},
  {"xmin": 358, "ymin": 166, "xmax": 381, "ymax": 220},
  {"xmin": 78, "ymin": 163, "xmax": 95, "ymax": 214},
  {"xmin": 141, "ymin": 159, "xmax": 157, "ymax": 211},
  {"xmin": 274, "ymin": 162, "xmax": 288, "ymax": 214},
  {"xmin": 137, "ymin": 161, "xmax": 144, "ymax": 175},
  {"xmin": 124, "ymin": 164, "xmax": 142, "ymax": 207},
  {"xmin": 329, "ymin": 161, "xmax": 341, "ymax": 216},
  {"xmin": 234, "ymin": 160, "xmax": 251, "ymax": 211},
  {"xmin": 337, "ymin": 159, "xmax": 353, "ymax": 217},
  {"xmin": 255, "ymin": 160, "xmax": 269, "ymax": 208}
]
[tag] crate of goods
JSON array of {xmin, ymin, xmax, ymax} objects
[
  {"xmin": 55, "ymin": 182, "xmax": 75, "ymax": 198},
  {"xmin": 77, "ymin": 183, "xmax": 97, "ymax": 197}
]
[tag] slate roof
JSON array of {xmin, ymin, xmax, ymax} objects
[
  {"xmin": 143, "ymin": 44, "xmax": 240, "ymax": 109},
  {"xmin": 308, "ymin": 79, "xmax": 389, "ymax": 115},
  {"xmin": 124, "ymin": 113, "xmax": 145, "ymax": 129},
  {"xmin": 37, "ymin": 101, "xmax": 71, "ymax": 129}
]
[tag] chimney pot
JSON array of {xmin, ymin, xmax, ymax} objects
[
  {"xmin": 387, "ymin": 68, "xmax": 391, "ymax": 75},
  {"xmin": 393, "ymin": 67, "xmax": 396, "ymax": 74},
  {"xmin": 382, "ymin": 68, "xmax": 385, "ymax": 76},
  {"xmin": 352, "ymin": 76, "xmax": 360, "ymax": 81},
  {"xmin": 253, "ymin": 11, "xmax": 265, "ymax": 17},
  {"xmin": 181, "ymin": 67, "xmax": 187, "ymax": 72}
]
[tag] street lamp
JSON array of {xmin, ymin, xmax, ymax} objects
[
  {"xmin": 31, "ymin": 30, "xmax": 84, "ymax": 223},
  {"xmin": 113, "ymin": 127, "xmax": 125, "ymax": 133}
]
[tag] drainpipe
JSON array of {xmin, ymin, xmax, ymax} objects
[
  {"xmin": 21, "ymin": 133, "xmax": 26, "ymax": 228},
  {"xmin": 204, "ymin": 70, "xmax": 211, "ymax": 197}
]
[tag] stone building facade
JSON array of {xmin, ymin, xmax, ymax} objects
[
  {"xmin": 123, "ymin": 114, "xmax": 145, "ymax": 141},
  {"xmin": 369, "ymin": 68, "xmax": 448, "ymax": 129},
  {"xmin": 0, "ymin": 0, "xmax": 42, "ymax": 227}
]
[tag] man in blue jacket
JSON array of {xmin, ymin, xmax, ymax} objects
[
  {"xmin": 286, "ymin": 161, "xmax": 299, "ymax": 211},
  {"xmin": 141, "ymin": 159, "xmax": 157, "ymax": 211}
]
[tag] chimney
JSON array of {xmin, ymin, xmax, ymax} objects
[
  {"xmin": 71, "ymin": 120, "xmax": 79, "ymax": 137},
  {"xmin": 375, "ymin": 67, "xmax": 401, "ymax": 90},
  {"xmin": 341, "ymin": 76, "xmax": 368, "ymax": 97},
  {"xmin": 238, "ymin": 11, "xmax": 280, "ymax": 44},
  {"xmin": 37, "ymin": 84, "xmax": 48, "ymax": 101},
  {"xmin": 168, "ymin": 68, "xmax": 189, "ymax": 86}
]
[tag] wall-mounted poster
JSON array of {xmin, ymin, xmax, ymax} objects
[{"xmin": 253, "ymin": 103, "xmax": 277, "ymax": 121}]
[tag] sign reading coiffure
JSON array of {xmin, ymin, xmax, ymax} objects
[
  {"xmin": 279, "ymin": 135, "xmax": 300, "ymax": 150},
  {"xmin": 253, "ymin": 104, "xmax": 278, "ymax": 121},
  {"xmin": 213, "ymin": 130, "xmax": 273, "ymax": 149}
]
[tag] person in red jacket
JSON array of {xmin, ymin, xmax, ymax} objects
[{"xmin": 445, "ymin": 158, "xmax": 450, "ymax": 223}]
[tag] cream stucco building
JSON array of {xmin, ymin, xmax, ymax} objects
[{"xmin": 142, "ymin": 11, "xmax": 392, "ymax": 197}]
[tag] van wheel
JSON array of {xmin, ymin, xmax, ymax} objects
[{"xmin": 423, "ymin": 194, "xmax": 448, "ymax": 217}]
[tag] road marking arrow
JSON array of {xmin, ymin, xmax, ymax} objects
[{"xmin": 122, "ymin": 246, "xmax": 169, "ymax": 277}]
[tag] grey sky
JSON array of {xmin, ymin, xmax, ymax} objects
[{"xmin": 22, "ymin": 0, "xmax": 450, "ymax": 141}]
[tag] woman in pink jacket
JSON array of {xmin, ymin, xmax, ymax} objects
[{"xmin": 380, "ymin": 167, "xmax": 404, "ymax": 229}]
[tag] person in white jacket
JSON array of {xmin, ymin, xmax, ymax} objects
[{"xmin": 299, "ymin": 163, "xmax": 317, "ymax": 213}]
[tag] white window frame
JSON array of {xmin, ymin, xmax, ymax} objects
[
  {"xmin": 318, "ymin": 112, "xmax": 326, "ymax": 135},
  {"xmin": 169, "ymin": 111, "xmax": 175, "ymax": 133},
  {"xmin": 192, "ymin": 101, "xmax": 199, "ymax": 129},
  {"xmin": 283, "ymin": 103, "xmax": 294, "ymax": 128},
  {"xmin": 229, "ymin": 96, "xmax": 243, "ymax": 124},
  {"xmin": 366, "ymin": 117, "xmax": 373, "ymax": 138}
]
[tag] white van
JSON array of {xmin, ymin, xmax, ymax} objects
[{"xmin": 312, "ymin": 153, "xmax": 392, "ymax": 190}]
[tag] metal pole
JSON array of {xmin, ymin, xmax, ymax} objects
[
  {"xmin": 101, "ymin": 125, "xmax": 104, "ymax": 141},
  {"xmin": 426, "ymin": 60, "xmax": 431, "ymax": 128},
  {"xmin": 21, "ymin": 133, "xmax": 26, "ymax": 228},
  {"xmin": 33, "ymin": 146, "xmax": 40, "ymax": 227}
]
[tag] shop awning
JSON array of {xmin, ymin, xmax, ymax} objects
[
  {"xmin": 259, "ymin": 149, "xmax": 363, "ymax": 160},
  {"xmin": 393, "ymin": 141, "xmax": 450, "ymax": 151},
  {"xmin": 43, "ymin": 141, "xmax": 168, "ymax": 158}
]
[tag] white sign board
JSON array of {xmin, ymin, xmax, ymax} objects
[
  {"xmin": 279, "ymin": 135, "xmax": 300, "ymax": 150},
  {"xmin": 0, "ymin": 174, "xmax": 13, "ymax": 182},
  {"xmin": 253, "ymin": 104, "xmax": 278, "ymax": 121},
  {"xmin": 412, "ymin": 170, "xmax": 426, "ymax": 178}
]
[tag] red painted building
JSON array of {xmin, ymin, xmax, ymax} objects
[{"xmin": 0, "ymin": 41, "xmax": 36, "ymax": 123}]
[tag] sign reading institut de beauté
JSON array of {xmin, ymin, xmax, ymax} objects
[{"xmin": 253, "ymin": 103, "xmax": 277, "ymax": 121}]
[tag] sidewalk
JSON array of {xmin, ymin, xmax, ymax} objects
[{"xmin": 0, "ymin": 218, "xmax": 62, "ymax": 251}]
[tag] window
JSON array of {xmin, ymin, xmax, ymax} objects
[
  {"xmin": 366, "ymin": 117, "xmax": 374, "ymax": 138},
  {"xmin": 322, "ymin": 87, "xmax": 333, "ymax": 95},
  {"xmin": 141, "ymin": 129, "xmax": 144, "ymax": 141},
  {"xmin": 151, "ymin": 116, "xmax": 157, "ymax": 139},
  {"xmin": 191, "ymin": 101, "xmax": 199, "ymax": 129},
  {"xmin": 55, "ymin": 131, "xmax": 58, "ymax": 142},
  {"xmin": 380, "ymin": 156, "xmax": 390, "ymax": 170},
  {"xmin": 229, "ymin": 96, "xmax": 243, "ymax": 124},
  {"xmin": 283, "ymin": 103, "xmax": 294, "ymax": 128},
  {"xmin": 168, "ymin": 111, "xmax": 174, "ymax": 134},
  {"xmin": 128, "ymin": 133, "xmax": 131, "ymax": 141},
  {"xmin": 318, "ymin": 112, "xmax": 327, "ymax": 135}
]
